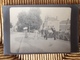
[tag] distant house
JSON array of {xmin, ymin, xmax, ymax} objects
[
  {"xmin": 59, "ymin": 19, "xmax": 70, "ymax": 33},
  {"xmin": 41, "ymin": 16, "xmax": 59, "ymax": 31},
  {"xmin": 59, "ymin": 19, "xmax": 70, "ymax": 40}
]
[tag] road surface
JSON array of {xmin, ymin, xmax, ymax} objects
[{"xmin": 10, "ymin": 32, "xmax": 70, "ymax": 53}]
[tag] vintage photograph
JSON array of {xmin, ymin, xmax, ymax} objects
[{"xmin": 10, "ymin": 7, "xmax": 71, "ymax": 53}]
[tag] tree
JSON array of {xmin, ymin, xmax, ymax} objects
[
  {"xmin": 17, "ymin": 12, "xmax": 27, "ymax": 31},
  {"xmin": 17, "ymin": 8, "xmax": 42, "ymax": 32}
]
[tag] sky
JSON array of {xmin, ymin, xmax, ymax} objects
[
  {"xmin": 10, "ymin": 7, "xmax": 71, "ymax": 25},
  {"xmin": 10, "ymin": 7, "xmax": 71, "ymax": 31}
]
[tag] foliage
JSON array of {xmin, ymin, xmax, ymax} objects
[{"xmin": 17, "ymin": 8, "xmax": 42, "ymax": 32}]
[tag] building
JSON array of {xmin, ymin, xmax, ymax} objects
[
  {"xmin": 59, "ymin": 19, "xmax": 70, "ymax": 40},
  {"xmin": 41, "ymin": 16, "xmax": 59, "ymax": 31},
  {"xmin": 59, "ymin": 19, "xmax": 70, "ymax": 33}
]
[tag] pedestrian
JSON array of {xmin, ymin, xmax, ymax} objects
[
  {"xmin": 34, "ymin": 30, "xmax": 38, "ymax": 39},
  {"xmin": 43, "ymin": 27, "xmax": 49, "ymax": 40},
  {"xmin": 23, "ymin": 27, "xmax": 28, "ymax": 38},
  {"xmin": 51, "ymin": 27, "xmax": 56, "ymax": 40}
]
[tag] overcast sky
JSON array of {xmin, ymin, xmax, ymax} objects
[{"xmin": 10, "ymin": 7, "xmax": 71, "ymax": 27}]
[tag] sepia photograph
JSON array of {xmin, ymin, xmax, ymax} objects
[{"xmin": 10, "ymin": 7, "xmax": 71, "ymax": 53}]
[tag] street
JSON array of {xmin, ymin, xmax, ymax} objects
[{"xmin": 10, "ymin": 32, "xmax": 70, "ymax": 53}]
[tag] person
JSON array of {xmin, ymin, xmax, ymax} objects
[
  {"xmin": 34, "ymin": 30, "xmax": 39, "ymax": 39},
  {"xmin": 25, "ymin": 29, "xmax": 28, "ymax": 38},
  {"xmin": 43, "ymin": 27, "xmax": 49, "ymax": 40},
  {"xmin": 51, "ymin": 27, "xmax": 56, "ymax": 40},
  {"xmin": 23, "ymin": 27, "xmax": 28, "ymax": 38}
]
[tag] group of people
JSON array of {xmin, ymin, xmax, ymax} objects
[
  {"xmin": 41, "ymin": 27, "xmax": 56, "ymax": 40},
  {"xmin": 23, "ymin": 26, "xmax": 56, "ymax": 40}
]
